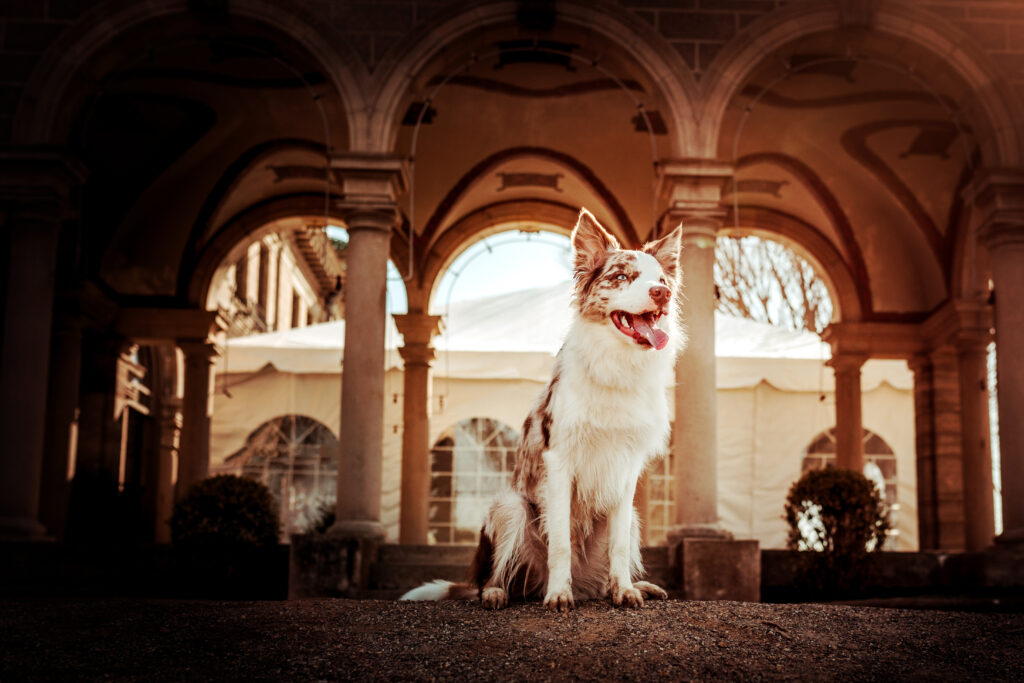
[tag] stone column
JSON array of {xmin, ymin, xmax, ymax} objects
[
  {"xmin": 394, "ymin": 313, "xmax": 442, "ymax": 544},
  {"xmin": 153, "ymin": 398, "xmax": 182, "ymax": 544},
  {"xmin": 983, "ymin": 224, "xmax": 1024, "ymax": 543},
  {"xmin": 656, "ymin": 160, "xmax": 759, "ymax": 602},
  {"xmin": 38, "ymin": 307, "xmax": 84, "ymax": 540},
  {"xmin": 957, "ymin": 330, "xmax": 995, "ymax": 552},
  {"xmin": 671, "ymin": 220, "xmax": 721, "ymax": 536},
  {"xmin": 909, "ymin": 348, "xmax": 966, "ymax": 551},
  {"xmin": 909, "ymin": 355, "xmax": 939, "ymax": 549},
  {"xmin": 176, "ymin": 341, "xmax": 218, "ymax": 501},
  {"xmin": 330, "ymin": 153, "xmax": 408, "ymax": 542},
  {"xmin": 969, "ymin": 169, "xmax": 1024, "ymax": 545},
  {"xmin": 0, "ymin": 210, "xmax": 60, "ymax": 540},
  {"xmin": 829, "ymin": 354, "xmax": 867, "ymax": 473},
  {"xmin": 0, "ymin": 152, "xmax": 84, "ymax": 540},
  {"xmin": 657, "ymin": 160, "xmax": 732, "ymax": 541}
]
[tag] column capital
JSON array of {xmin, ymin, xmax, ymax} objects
[
  {"xmin": 395, "ymin": 313, "xmax": 442, "ymax": 367},
  {"xmin": 393, "ymin": 312, "xmax": 442, "ymax": 344},
  {"xmin": 656, "ymin": 158, "xmax": 733, "ymax": 234},
  {"xmin": 821, "ymin": 320, "xmax": 923, "ymax": 359},
  {"xmin": 921, "ymin": 299, "xmax": 994, "ymax": 353},
  {"xmin": 963, "ymin": 167, "xmax": 1024, "ymax": 249},
  {"xmin": 120, "ymin": 307, "xmax": 227, "ymax": 347},
  {"xmin": 826, "ymin": 352, "xmax": 868, "ymax": 374},
  {"xmin": 330, "ymin": 152, "xmax": 408, "ymax": 231},
  {"xmin": 177, "ymin": 339, "xmax": 221, "ymax": 361},
  {"xmin": 0, "ymin": 147, "xmax": 87, "ymax": 215}
]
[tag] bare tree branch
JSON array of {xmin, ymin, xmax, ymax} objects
[{"xmin": 714, "ymin": 235, "xmax": 833, "ymax": 334}]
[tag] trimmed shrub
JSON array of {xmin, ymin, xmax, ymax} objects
[
  {"xmin": 171, "ymin": 474, "xmax": 280, "ymax": 549},
  {"xmin": 784, "ymin": 466, "xmax": 890, "ymax": 596},
  {"xmin": 308, "ymin": 500, "xmax": 336, "ymax": 535}
]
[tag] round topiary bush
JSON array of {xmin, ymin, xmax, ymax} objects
[
  {"xmin": 784, "ymin": 466, "xmax": 890, "ymax": 596},
  {"xmin": 171, "ymin": 474, "xmax": 281, "ymax": 549}
]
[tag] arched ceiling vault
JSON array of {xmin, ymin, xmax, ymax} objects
[{"xmin": 715, "ymin": 25, "xmax": 1004, "ymax": 321}]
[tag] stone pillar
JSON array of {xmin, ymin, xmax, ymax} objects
[
  {"xmin": 957, "ymin": 330, "xmax": 995, "ymax": 552},
  {"xmin": 38, "ymin": 307, "xmax": 84, "ymax": 540},
  {"xmin": 394, "ymin": 313, "xmax": 442, "ymax": 545},
  {"xmin": 671, "ymin": 219, "xmax": 721, "ymax": 536},
  {"xmin": 909, "ymin": 349, "xmax": 966, "ymax": 551},
  {"xmin": 153, "ymin": 398, "xmax": 182, "ymax": 544},
  {"xmin": 657, "ymin": 160, "xmax": 732, "ymax": 541},
  {"xmin": 984, "ymin": 226, "xmax": 1024, "ymax": 543},
  {"xmin": 330, "ymin": 153, "xmax": 408, "ymax": 542},
  {"xmin": 657, "ymin": 159, "xmax": 759, "ymax": 601},
  {"xmin": 0, "ymin": 152, "xmax": 83, "ymax": 540},
  {"xmin": 176, "ymin": 341, "xmax": 218, "ymax": 501},
  {"xmin": 0, "ymin": 210, "xmax": 60, "ymax": 540},
  {"xmin": 829, "ymin": 354, "xmax": 867, "ymax": 473},
  {"xmin": 968, "ymin": 169, "xmax": 1024, "ymax": 545}
]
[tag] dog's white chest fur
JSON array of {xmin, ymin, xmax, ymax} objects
[{"xmin": 546, "ymin": 319, "xmax": 674, "ymax": 513}]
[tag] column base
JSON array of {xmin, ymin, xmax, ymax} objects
[
  {"xmin": 994, "ymin": 528, "xmax": 1024, "ymax": 548},
  {"xmin": 0, "ymin": 516, "xmax": 49, "ymax": 542},
  {"xmin": 327, "ymin": 519, "xmax": 387, "ymax": 540},
  {"xmin": 289, "ymin": 532, "xmax": 382, "ymax": 598},
  {"xmin": 667, "ymin": 526, "xmax": 760, "ymax": 602},
  {"xmin": 674, "ymin": 538, "xmax": 761, "ymax": 602},
  {"xmin": 666, "ymin": 524, "xmax": 734, "ymax": 544}
]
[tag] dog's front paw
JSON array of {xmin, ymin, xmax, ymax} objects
[
  {"xmin": 480, "ymin": 587, "xmax": 508, "ymax": 610},
  {"xmin": 632, "ymin": 580, "xmax": 668, "ymax": 601},
  {"xmin": 610, "ymin": 579, "xmax": 644, "ymax": 608},
  {"xmin": 543, "ymin": 585, "xmax": 574, "ymax": 613}
]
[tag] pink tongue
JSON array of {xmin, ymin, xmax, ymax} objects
[{"xmin": 632, "ymin": 314, "xmax": 669, "ymax": 350}]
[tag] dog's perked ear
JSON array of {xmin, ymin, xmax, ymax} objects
[
  {"xmin": 571, "ymin": 208, "xmax": 620, "ymax": 279},
  {"xmin": 642, "ymin": 224, "xmax": 683, "ymax": 281}
]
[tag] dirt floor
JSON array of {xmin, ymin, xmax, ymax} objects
[{"xmin": 1, "ymin": 597, "xmax": 1023, "ymax": 681}]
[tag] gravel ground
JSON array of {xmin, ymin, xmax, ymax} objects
[{"xmin": 2, "ymin": 597, "xmax": 1023, "ymax": 681}]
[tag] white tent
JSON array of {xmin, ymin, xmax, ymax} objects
[{"xmin": 212, "ymin": 282, "xmax": 916, "ymax": 549}]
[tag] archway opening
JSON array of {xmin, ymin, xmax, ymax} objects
[
  {"xmin": 428, "ymin": 417, "xmax": 520, "ymax": 545},
  {"xmin": 217, "ymin": 414, "xmax": 340, "ymax": 538}
]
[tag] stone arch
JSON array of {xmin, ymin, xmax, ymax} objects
[
  {"xmin": 720, "ymin": 207, "xmax": 864, "ymax": 324},
  {"xmin": 12, "ymin": 0, "xmax": 367, "ymax": 147},
  {"xmin": 367, "ymin": 0, "xmax": 699, "ymax": 156},
  {"xmin": 427, "ymin": 416, "xmax": 520, "ymax": 544},
  {"xmin": 418, "ymin": 199, "xmax": 578, "ymax": 312},
  {"xmin": 220, "ymin": 413, "xmax": 340, "ymax": 536},
  {"xmin": 700, "ymin": 0, "xmax": 1023, "ymax": 165},
  {"xmin": 186, "ymin": 195, "xmax": 357, "ymax": 310}
]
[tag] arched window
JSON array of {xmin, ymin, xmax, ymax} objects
[
  {"xmin": 428, "ymin": 417, "xmax": 519, "ymax": 544},
  {"xmin": 802, "ymin": 427, "xmax": 899, "ymax": 542},
  {"xmin": 223, "ymin": 414, "xmax": 339, "ymax": 536}
]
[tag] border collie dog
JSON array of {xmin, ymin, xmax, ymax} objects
[{"xmin": 402, "ymin": 208, "xmax": 684, "ymax": 611}]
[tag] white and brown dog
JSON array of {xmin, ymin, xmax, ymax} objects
[{"xmin": 402, "ymin": 208, "xmax": 684, "ymax": 610}]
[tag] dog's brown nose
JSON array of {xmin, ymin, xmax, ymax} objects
[{"xmin": 649, "ymin": 285, "xmax": 671, "ymax": 304}]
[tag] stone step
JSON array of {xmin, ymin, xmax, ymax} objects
[
  {"xmin": 371, "ymin": 544, "xmax": 676, "ymax": 592},
  {"xmin": 372, "ymin": 563, "xmax": 469, "ymax": 591},
  {"xmin": 376, "ymin": 544, "xmax": 476, "ymax": 566}
]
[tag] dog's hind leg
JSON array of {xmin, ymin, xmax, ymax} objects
[{"xmin": 478, "ymin": 490, "xmax": 533, "ymax": 609}]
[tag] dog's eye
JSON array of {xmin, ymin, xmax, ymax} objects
[{"xmin": 615, "ymin": 274, "xmax": 628, "ymax": 281}]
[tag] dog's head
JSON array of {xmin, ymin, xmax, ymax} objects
[{"xmin": 571, "ymin": 208, "xmax": 682, "ymax": 351}]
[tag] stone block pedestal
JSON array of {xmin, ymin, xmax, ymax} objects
[
  {"xmin": 289, "ymin": 534, "xmax": 380, "ymax": 599},
  {"xmin": 675, "ymin": 538, "xmax": 761, "ymax": 602}
]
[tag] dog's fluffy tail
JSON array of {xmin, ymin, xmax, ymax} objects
[
  {"xmin": 399, "ymin": 580, "xmax": 478, "ymax": 601},
  {"xmin": 399, "ymin": 524, "xmax": 496, "ymax": 601}
]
